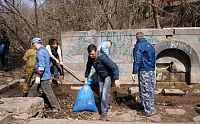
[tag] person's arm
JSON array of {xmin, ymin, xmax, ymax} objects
[
  {"xmin": 46, "ymin": 45, "xmax": 59, "ymax": 63},
  {"xmin": 23, "ymin": 50, "xmax": 30, "ymax": 61},
  {"xmin": 35, "ymin": 50, "xmax": 46, "ymax": 83},
  {"xmin": 57, "ymin": 46, "xmax": 63, "ymax": 65},
  {"xmin": 132, "ymin": 45, "xmax": 143, "ymax": 74},
  {"xmin": 100, "ymin": 56, "xmax": 120, "ymax": 88},
  {"xmin": 84, "ymin": 56, "xmax": 93, "ymax": 85}
]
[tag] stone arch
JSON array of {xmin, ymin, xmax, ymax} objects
[{"xmin": 154, "ymin": 40, "xmax": 200, "ymax": 84}]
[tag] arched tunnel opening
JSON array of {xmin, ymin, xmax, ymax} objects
[{"xmin": 156, "ymin": 48, "xmax": 190, "ymax": 84}]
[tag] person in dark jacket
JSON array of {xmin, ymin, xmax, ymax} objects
[
  {"xmin": 0, "ymin": 30, "xmax": 10, "ymax": 72},
  {"xmin": 85, "ymin": 44, "xmax": 120, "ymax": 120},
  {"xmin": 132, "ymin": 32, "xmax": 155, "ymax": 117}
]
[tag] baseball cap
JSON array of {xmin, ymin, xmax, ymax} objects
[{"xmin": 31, "ymin": 38, "xmax": 41, "ymax": 45}]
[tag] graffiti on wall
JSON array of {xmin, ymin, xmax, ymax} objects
[
  {"xmin": 155, "ymin": 41, "xmax": 193, "ymax": 55},
  {"xmin": 91, "ymin": 66, "xmax": 127, "ymax": 77},
  {"xmin": 63, "ymin": 31, "xmax": 139, "ymax": 63},
  {"xmin": 197, "ymin": 36, "xmax": 200, "ymax": 44},
  {"xmin": 146, "ymin": 36, "xmax": 160, "ymax": 44},
  {"xmin": 62, "ymin": 31, "xmax": 162, "ymax": 77}
]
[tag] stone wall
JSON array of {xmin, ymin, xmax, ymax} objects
[{"xmin": 61, "ymin": 28, "xmax": 200, "ymax": 84}]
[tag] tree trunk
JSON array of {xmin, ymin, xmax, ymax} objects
[
  {"xmin": 152, "ymin": 0, "xmax": 161, "ymax": 29},
  {"xmin": 34, "ymin": 0, "xmax": 38, "ymax": 35}
]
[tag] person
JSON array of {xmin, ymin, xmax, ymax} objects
[
  {"xmin": 132, "ymin": 32, "xmax": 155, "ymax": 117},
  {"xmin": 46, "ymin": 39, "xmax": 63, "ymax": 83},
  {"xmin": 22, "ymin": 46, "xmax": 37, "ymax": 97},
  {"xmin": 0, "ymin": 30, "xmax": 10, "ymax": 72},
  {"xmin": 97, "ymin": 40, "xmax": 112, "ymax": 97},
  {"xmin": 97, "ymin": 40, "xmax": 112, "ymax": 55},
  {"xmin": 28, "ymin": 38, "xmax": 61, "ymax": 112},
  {"xmin": 84, "ymin": 44, "xmax": 120, "ymax": 120}
]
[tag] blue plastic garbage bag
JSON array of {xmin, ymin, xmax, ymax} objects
[
  {"xmin": 72, "ymin": 78, "xmax": 97, "ymax": 112},
  {"xmin": 0, "ymin": 45, "xmax": 3, "ymax": 54}
]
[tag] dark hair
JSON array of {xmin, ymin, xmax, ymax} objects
[
  {"xmin": 107, "ymin": 40, "xmax": 112, "ymax": 46},
  {"xmin": 0, "ymin": 30, "xmax": 6, "ymax": 36},
  {"xmin": 87, "ymin": 44, "xmax": 97, "ymax": 53},
  {"xmin": 48, "ymin": 38, "xmax": 59, "ymax": 46}
]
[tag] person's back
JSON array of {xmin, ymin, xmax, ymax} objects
[
  {"xmin": 97, "ymin": 42, "xmax": 109, "ymax": 55},
  {"xmin": 97, "ymin": 40, "xmax": 112, "ymax": 55},
  {"xmin": 133, "ymin": 38, "xmax": 155, "ymax": 73},
  {"xmin": 36, "ymin": 45, "xmax": 51, "ymax": 80},
  {"xmin": 23, "ymin": 48, "xmax": 36, "ymax": 67},
  {"xmin": 22, "ymin": 47, "xmax": 37, "ymax": 97}
]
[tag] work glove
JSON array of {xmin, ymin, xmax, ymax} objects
[
  {"xmin": 35, "ymin": 76, "xmax": 40, "ymax": 84},
  {"xmin": 132, "ymin": 74, "xmax": 136, "ymax": 81}
]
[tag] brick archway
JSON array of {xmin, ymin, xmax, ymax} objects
[{"xmin": 154, "ymin": 40, "xmax": 200, "ymax": 83}]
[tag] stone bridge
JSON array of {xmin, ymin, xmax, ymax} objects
[{"xmin": 61, "ymin": 28, "xmax": 200, "ymax": 84}]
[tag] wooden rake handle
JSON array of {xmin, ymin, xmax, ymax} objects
[{"xmin": 62, "ymin": 64, "xmax": 85, "ymax": 80}]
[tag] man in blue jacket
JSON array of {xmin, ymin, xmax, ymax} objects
[
  {"xmin": 28, "ymin": 38, "xmax": 61, "ymax": 112},
  {"xmin": 132, "ymin": 32, "xmax": 155, "ymax": 117},
  {"xmin": 85, "ymin": 44, "xmax": 120, "ymax": 120}
]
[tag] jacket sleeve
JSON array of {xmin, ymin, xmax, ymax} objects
[
  {"xmin": 37, "ymin": 50, "xmax": 46, "ymax": 70},
  {"xmin": 101, "ymin": 55, "xmax": 119, "ymax": 80},
  {"xmin": 132, "ymin": 45, "xmax": 143, "ymax": 74},
  {"xmin": 85, "ymin": 56, "xmax": 93, "ymax": 78},
  {"xmin": 23, "ymin": 50, "xmax": 30, "ymax": 61}
]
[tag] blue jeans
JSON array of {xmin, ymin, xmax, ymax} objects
[
  {"xmin": 99, "ymin": 76, "xmax": 112, "ymax": 115},
  {"xmin": 52, "ymin": 61, "xmax": 59, "ymax": 80}
]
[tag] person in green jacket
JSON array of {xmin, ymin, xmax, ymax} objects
[{"xmin": 22, "ymin": 46, "xmax": 37, "ymax": 97}]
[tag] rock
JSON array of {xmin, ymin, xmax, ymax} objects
[
  {"xmin": 0, "ymin": 115, "xmax": 11, "ymax": 124},
  {"xmin": 128, "ymin": 87, "xmax": 139, "ymax": 94},
  {"xmin": 154, "ymin": 88, "xmax": 163, "ymax": 94},
  {"xmin": 119, "ymin": 112, "xmax": 134, "ymax": 121},
  {"xmin": 147, "ymin": 114, "xmax": 161, "ymax": 122},
  {"xmin": 193, "ymin": 89, "xmax": 200, "ymax": 93},
  {"xmin": 0, "ymin": 97, "xmax": 44, "ymax": 118},
  {"xmin": 13, "ymin": 113, "xmax": 28, "ymax": 120},
  {"xmin": 165, "ymin": 109, "xmax": 186, "ymax": 115},
  {"xmin": 193, "ymin": 115, "xmax": 200, "ymax": 122},
  {"xmin": 6, "ymin": 77, "xmax": 13, "ymax": 82},
  {"xmin": 162, "ymin": 89, "xmax": 186, "ymax": 95}
]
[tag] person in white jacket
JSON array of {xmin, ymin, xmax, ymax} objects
[{"xmin": 46, "ymin": 39, "xmax": 63, "ymax": 83}]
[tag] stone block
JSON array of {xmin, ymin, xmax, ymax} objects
[
  {"xmin": 0, "ymin": 97, "xmax": 44, "ymax": 118},
  {"xmin": 0, "ymin": 115, "xmax": 11, "ymax": 124},
  {"xmin": 128, "ymin": 87, "xmax": 139, "ymax": 94},
  {"xmin": 165, "ymin": 109, "xmax": 186, "ymax": 115}
]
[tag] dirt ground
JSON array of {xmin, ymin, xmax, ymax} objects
[
  {"xmin": 1, "ymin": 69, "xmax": 200, "ymax": 122},
  {"xmin": 39, "ymin": 83, "xmax": 200, "ymax": 123}
]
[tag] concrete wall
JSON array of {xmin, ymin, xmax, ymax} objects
[{"xmin": 61, "ymin": 28, "xmax": 200, "ymax": 84}]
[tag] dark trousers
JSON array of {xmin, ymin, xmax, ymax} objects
[
  {"xmin": 52, "ymin": 61, "xmax": 59, "ymax": 80},
  {"xmin": 28, "ymin": 80, "xmax": 60, "ymax": 109},
  {"xmin": 0, "ymin": 54, "xmax": 8, "ymax": 70}
]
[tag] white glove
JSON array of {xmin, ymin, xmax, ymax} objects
[
  {"xmin": 132, "ymin": 74, "xmax": 136, "ymax": 81},
  {"xmin": 35, "ymin": 76, "xmax": 40, "ymax": 84}
]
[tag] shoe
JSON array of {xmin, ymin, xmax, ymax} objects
[
  {"xmin": 4, "ymin": 68, "xmax": 8, "ymax": 72},
  {"xmin": 137, "ymin": 111, "xmax": 151, "ymax": 117},
  {"xmin": 22, "ymin": 93, "xmax": 28, "ymax": 97},
  {"xmin": 99, "ymin": 115, "xmax": 107, "ymax": 120}
]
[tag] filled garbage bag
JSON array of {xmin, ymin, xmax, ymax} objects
[{"xmin": 72, "ymin": 78, "xmax": 97, "ymax": 112}]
